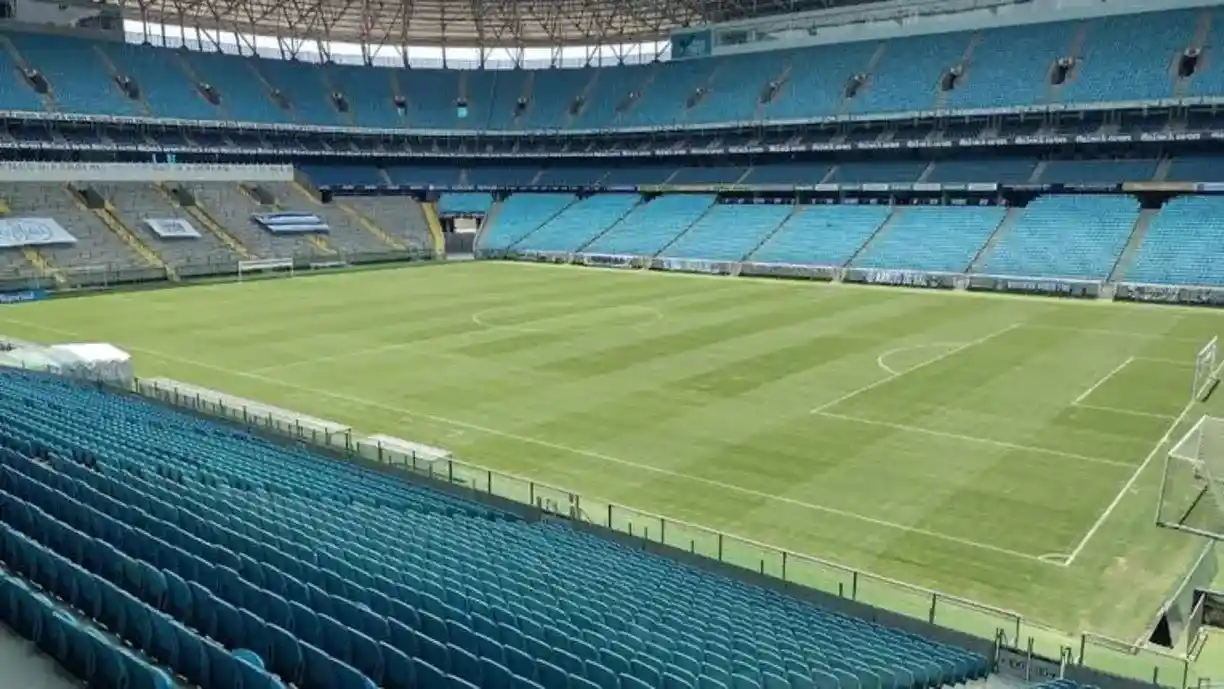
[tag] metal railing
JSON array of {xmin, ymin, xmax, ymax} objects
[{"xmin": 133, "ymin": 380, "xmax": 1197, "ymax": 689}]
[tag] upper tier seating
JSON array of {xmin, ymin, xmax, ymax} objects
[
  {"xmin": 1, "ymin": 7, "xmax": 1209, "ymax": 131},
  {"xmin": 741, "ymin": 164, "xmax": 832, "ymax": 186},
  {"xmin": 1165, "ymin": 156, "xmax": 1224, "ymax": 182},
  {"xmin": 851, "ymin": 206, "xmax": 1005, "ymax": 273},
  {"xmin": 1038, "ymin": 159, "xmax": 1157, "ymax": 185},
  {"xmin": 829, "ymin": 163, "xmax": 927, "ymax": 184},
  {"xmin": 925, "ymin": 159, "xmax": 1038, "ymax": 184},
  {"xmin": 301, "ymin": 165, "xmax": 387, "ymax": 188},
  {"xmin": 7, "ymin": 33, "xmax": 137, "ymax": 116},
  {"xmin": 660, "ymin": 204, "xmax": 794, "ymax": 261},
  {"xmin": 977, "ymin": 195, "xmax": 1139, "ymax": 279},
  {"xmin": 1126, "ymin": 196, "xmax": 1224, "ymax": 286},
  {"xmin": 748, "ymin": 205, "xmax": 892, "ymax": 266},
  {"xmin": 102, "ymin": 42, "xmax": 221, "ymax": 120},
  {"xmin": 1056, "ymin": 10, "xmax": 1195, "ymax": 103},
  {"xmin": 584, "ymin": 195, "xmax": 716, "ymax": 256},
  {"xmin": 477, "ymin": 193, "xmax": 576, "ymax": 250},
  {"xmin": 0, "ymin": 369, "xmax": 990, "ymax": 689},
  {"xmin": 518, "ymin": 194, "xmax": 643, "ymax": 253}
]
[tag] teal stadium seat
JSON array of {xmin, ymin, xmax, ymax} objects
[
  {"xmin": 977, "ymin": 195, "xmax": 1139, "ymax": 280},
  {"xmin": 438, "ymin": 193, "xmax": 497, "ymax": 216},
  {"xmin": 583, "ymin": 195, "xmax": 717, "ymax": 257},
  {"xmin": 660, "ymin": 204, "xmax": 794, "ymax": 261},
  {"xmin": 517, "ymin": 195, "xmax": 643, "ymax": 253},
  {"xmin": 0, "ymin": 369, "xmax": 989, "ymax": 689},
  {"xmin": 7, "ymin": 34, "xmax": 137, "ymax": 116},
  {"xmin": 748, "ymin": 205, "xmax": 891, "ymax": 267},
  {"xmin": 1126, "ymin": 196, "xmax": 1224, "ymax": 286},
  {"xmin": 477, "ymin": 194, "xmax": 577, "ymax": 250},
  {"xmin": 851, "ymin": 206, "xmax": 1005, "ymax": 273}
]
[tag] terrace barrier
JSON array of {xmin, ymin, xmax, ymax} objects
[{"xmin": 131, "ymin": 379, "xmax": 1198, "ymax": 689}]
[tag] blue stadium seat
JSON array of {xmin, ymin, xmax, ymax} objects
[
  {"xmin": 978, "ymin": 195, "xmax": 1139, "ymax": 279},
  {"xmin": 518, "ymin": 194, "xmax": 643, "ymax": 253},
  {"xmin": 584, "ymin": 195, "xmax": 716, "ymax": 256},
  {"xmin": 748, "ymin": 205, "xmax": 891, "ymax": 267},
  {"xmin": 851, "ymin": 206, "xmax": 1005, "ymax": 273},
  {"xmin": 1126, "ymin": 196, "xmax": 1224, "ymax": 286},
  {"xmin": 0, "ymin": 368, "xmax": 989, "ymax": 689},
  {"xmin": 660, "ymin": 203, "xmax": 794, "ymax": 261},
  {"xmin": 477, "ymin": 194, "xmax": 576, "ymax": 250}
]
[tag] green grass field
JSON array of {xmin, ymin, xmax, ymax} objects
[{"xmin": 3, "ymin": 261, "xmax": 1223, "ymax": 674}]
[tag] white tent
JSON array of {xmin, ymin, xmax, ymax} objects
[{"xmin": 44, "ymin": 343, "xmax": 133, "ymax": 388}]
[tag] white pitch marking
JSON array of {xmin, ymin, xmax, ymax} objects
[
  {"xmin": 811, "ymin": 323, "xmax": 1022, "ymax": 414},
  {"xmin": 815, "ymin": 411, "xmax": 1133, "ymax": 469},
  {"xmin": 1, "ymin": 315, "xmax": 1060, "ymax": 567},
  {"xmin": 470, "ymin": 303, "xmax": 663, "ymax": 334},
  {"xmin": 1073, "ymin": 356, "xmax": 1134, "ymax": 405},
  {"xmin": 1038, "ymin": 553, "xmax": 1070, "ymax": 565},
  {"xmin": 1021, "ymin": 323, "xmax": 1207, "ymax": 344},
  {"xmin": 875, "ymin": 342, "xmax": 963, "ymax": 376},
  {"xmin": 1065, "ymin": 357, "xmax": 1224, "ymax": 566},
  {"xmin": 1134, "ymin": 356, "xmax": 1196, "ymax": 367},
  {"xmin": 1071, "ymin": 403, "xmax": 1177, "ymax": 421}
]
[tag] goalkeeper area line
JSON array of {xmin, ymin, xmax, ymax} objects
[{"xmin": 1065, "ymin": 341, "xmax": 1224, "ymax": 566}]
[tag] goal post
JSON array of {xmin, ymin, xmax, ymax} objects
[
  {"xmin": 1193, "ymin": 337, "xmax": 1220, "ymax": 403},
  {"xmin": 237, "ymin": 258, "xmax": 295, "ymax": 281},
  {"xmin": 1157, "ymin": 416, "xmax": 1224, "ymax": 540}
]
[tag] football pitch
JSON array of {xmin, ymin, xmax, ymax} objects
[{"xmin": 2, "ymin": 261, "xmax": 1222, "ymax": 658}]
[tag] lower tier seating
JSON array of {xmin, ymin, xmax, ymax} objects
[
  {"xmin": 747, "ymin": 205, "xmax": 891, "ymax": 267},
  {"xmin": 976, "ymin": 195, "xmax": 1139, "ymax": 280},
  {"xmin": 851, "ymin": 206, "xmax": 1005, "ymax": 273},
  {"xmin": 1126, "ymin": 196, "xmax": 1224, "ymax": 286},
  {"xmin": 0, "ymin": 369, "xmax": 990, "ymax": 689}
]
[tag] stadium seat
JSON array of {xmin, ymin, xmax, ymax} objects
[
  {"xmin": 517, "ymin": 194, "xmax": 643, "ymax": 253},
  {"xmin": 0, "ymin": 368, "xmax": 988, "ymax": 689},
  {"xmin": 1126, "ymin": 196, "xmax": 1224, "ymax": 286},
  {"xmin": 659, "ymin": 203, "xmax": 794, "ymax": 261},
  {"xmin": 851, "ymin": 206, "xmax": 1005, "ymax": 273},
  {"xmin": 477, "ymin": 194, "xmax": 577, "ymax": 250},
  {"xmin": 583, "ymin": 195, "xmax": 716, "ymax": 257},
  {"xmin": 748, "ymin": 205, "xmax": 891, "ymax": 267},
  {"xmin": 977, "ymin": 195, "xmax": 1139, "ymax": 280}
]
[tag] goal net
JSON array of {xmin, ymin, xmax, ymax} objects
[
  {"xmin": 1158, "ymin": 416, "xmax": 1224, "ymax": 539},
  {"xmin": 1194, "ymin": 337, "xmax": 1220, "ymax": 403},
  {"xmin": 237, "ymin": 258, "xmax": 295, "ymax": 281}
]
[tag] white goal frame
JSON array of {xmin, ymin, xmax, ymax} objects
[
  {"xmin": 237, "ymin": 258, "xmax": 295, "ymax": 281},
  {"xmin": 1194, "ymin": 337, "xmax": 1220, "ymax": 403}
]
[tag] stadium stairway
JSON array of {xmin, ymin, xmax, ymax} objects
[
  {"xmin": 90, "ymin": 44, "xmax": 151, "ymax": 117},
  {"xmin": 422, "ymin": 201, "xmax": 447, "ymax": 257},
  {"xmin": 520, "ymin": 194, "xmax": 643, "ymax": 254},
  {"xmin": 739, "ymin": 205, "xmax": 803, "ymax": 261},
  {"xmin": 965, "ymin": 208, "xmax": 1022, "ymax": 273},
  {"xmin": 1106, "ymin": 208, "xmax": 1158, "ymax": 282},
  {"xmin": 274, "ymin": 180, "xmax": 398, "ymax": 254},
  {"xmin": 18, "ymin": 247, "xmax": 64, "ymax": 286},
  {"xmin": 843, "ymin": 206, "xmax": 902, "ymax": 267},
  {"xmin": 155, "ymin": 183, "xmax": 254, "ymax": 260},
  {"xmin": 69, "ymin": 185, "xmax": 176, "ymax": 279},
  {"xmin": 169, "ymin": 50, "xmax": 233, "ymax": 120},
  {"xmin": 648, "ymin": 199, "xmax": 721, "ymax": 258},
  {"xmin": 0, "ymin": 35, "xmax": 54, "ymax": 112},
  {"xmin": 335, "ymin": 202, "xmax": 407, "ymax": 251},
  {"xmin": 241, "ymin": 183, "xmax": 336, "ymax": 256},
  {"xmin": 1174, "ymin": 9, "xmax": 1213, "ymax": 98}
]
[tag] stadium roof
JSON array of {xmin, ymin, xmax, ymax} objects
[{"xmin": 125, "ymin": 0, "xmax": 891, "ymax": 49}]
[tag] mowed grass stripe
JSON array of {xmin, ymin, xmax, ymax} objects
[{"xmin": 2, "ymin": 261, "xmax": 1219, "ymax": 640}]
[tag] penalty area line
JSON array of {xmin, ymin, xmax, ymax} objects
[
  {"xmin": 1064, "ymin": 356, "xmax": 1224, "ymax": 566},
  {"xmin": 1073, "ymin": 357, "xmax": 1133, "ymax": 405},
  {"xmin": 812, "ymin": 323, "xmax": 1022, "ymax": 415},
  {"xmin": 0, "ymin": 316, "xmax": 1064, "ymax": 568}
]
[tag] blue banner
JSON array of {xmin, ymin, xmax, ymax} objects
[
  {"xmin": 0, "ymin": 289, "xmax": 48, "ymax": 304},
  {"xmin": 253, "ymin": 212, "xmax": 330, "ymax": 234}
]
